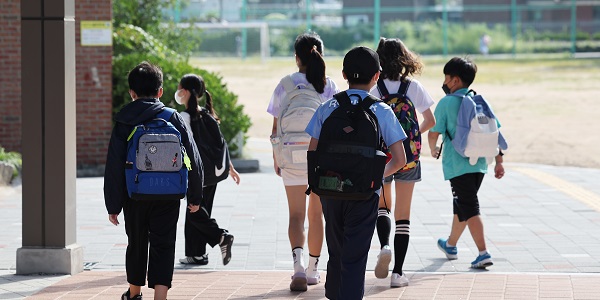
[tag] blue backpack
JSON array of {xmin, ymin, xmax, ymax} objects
[
  {"xmin": 125, "ymin": 108, "xmax": 191, "ymax": 200},
  {"xmin": 449, "ymin": 91, "xmax": 508, "ymax": 165}
]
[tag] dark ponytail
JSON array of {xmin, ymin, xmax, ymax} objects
[
  {"xmin": 295, "ymin": 33, "xmax": 326, "ymax": 94},
  {"xmin": 204, "ymin": 90, "xmax": 219, "ymax": 121},
  {"xmin": 377, "ymin": 37, "xmax": 423, "ymax": 81},
  {"xmin": 180, "ymin": 73, "xmax": 218, "ymax": 120}
]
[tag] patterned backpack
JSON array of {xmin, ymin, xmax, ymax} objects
[
  {"xmin": 376, "ymin": 78, "xmax": 420, "ymax": 170},
  {"xmin": 125, "ymin": 108, "xmax": 191, "ymax": 200}
]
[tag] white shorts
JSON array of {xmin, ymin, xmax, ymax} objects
[{"xmin": 281, "ymin": 168, "xmax": 308, "ymax": 186}]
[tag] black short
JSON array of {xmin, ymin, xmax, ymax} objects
[{"xmin": 449, "ymin": 172, "xmax": 485, "ymax": 222}]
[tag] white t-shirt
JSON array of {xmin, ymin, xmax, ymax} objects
[
  {"xmin": 180, "ymin": 111, "xmax": 192, "ymax": 130},
  {"xmin": 370, "ymin": 78, "xmax": 435, "ymax": 114},
  {"xmin": 267, "ymin": 72, "xmax": 340, "ymax": 117}
]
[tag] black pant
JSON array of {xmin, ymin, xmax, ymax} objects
[
  {"xmin": 320, "ymin": 194, "xmax": 378, "ymax": 300},
  {"xmin": 450, "ymin": 172, "xmax": 485, "ymax": 222},
  {"xmin": 123, "ymin": 199, "xmax": 180, "ymax": 288},
  {"xmin": 184, "ymin": 184, "xmax": 225, "ymax": 256}
]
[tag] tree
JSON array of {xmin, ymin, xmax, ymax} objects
[{"xmin": 112, "ymin": 0, "xmax": 252, "ymax": 156}]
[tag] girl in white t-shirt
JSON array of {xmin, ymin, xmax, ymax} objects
[
  {"xmin": 267, "ymin": 33, "xmax": 339, "ymax": 291},
  {"xmin": 370, "ymin": 37, "xmax": 436, "ymax": 288}
]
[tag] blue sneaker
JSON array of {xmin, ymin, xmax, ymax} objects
[
  {"xmin": 471, "ymin": 253, "xmax": 493, "ymax": 269},
  {"xmin": 437, "ymin": 238, "xmax": 458, "ymax": 260}
]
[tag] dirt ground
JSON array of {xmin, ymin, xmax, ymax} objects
[{"xmin": 192, "ymin": 56, "xmax": 600, "ymax": 169}]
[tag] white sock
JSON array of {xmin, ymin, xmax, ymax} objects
[
  {"xmin": 446, "ymin": 241, "xmax": 455, "ymax": 248},
  {"xmin": 307, "ymin": 255, "xmax": 319, "ymax": 274},
  {"xmin": 479, "ymin": 250, "xmax": 488, "ymax": 256},
  {"xmin": 292, "ymin": 247, "xmax": 305, "ymax": 274}
]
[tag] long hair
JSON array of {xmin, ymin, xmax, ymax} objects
[
  {"xmin": 180, "ymin": 74, "xmax": 218, "ymax": 120},
  {"xmin": 377, "ymin": 37, "xmax": 423, "ymax": 81},
  {"xmin": 294, "ymin": 33, "xmax": 326, "ymax": 94}
]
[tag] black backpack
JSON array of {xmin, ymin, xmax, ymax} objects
[
  {"xmin": 190, "ymin": 107, "xmax": 230, "ymax": 186},
  {"xmin": 376, "ymin": 78, "xmax": 420, "ymax": 168},
  {"xmin": 307, "ymin": 92, "xmax": 387, "ymax": 200}
]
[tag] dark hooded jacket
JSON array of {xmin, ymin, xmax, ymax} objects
[{"xmin": 103, "ymin": 98, "xmax": 204, "ymax": 214}]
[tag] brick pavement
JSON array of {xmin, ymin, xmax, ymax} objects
[{"xmin": 1, "ymin": 138, "xmax": 600, "ymax": 299}]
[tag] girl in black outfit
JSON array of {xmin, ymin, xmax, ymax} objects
[{"xmin": 175, "ymin": 74, "xmax": 240, "ymax": 266}]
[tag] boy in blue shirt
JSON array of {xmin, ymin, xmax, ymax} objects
[
  {"xmin": 428, "ymin": 57, "xmax": 505, "ymax": 269},
  {"xmin": 305, "ymin": 46, "xmax": 407, "ymax": 300}
]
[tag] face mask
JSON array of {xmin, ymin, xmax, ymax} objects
[
  {"xmin": 174, "ymin": 89, "xmax": 184, "ymax": 105},
  {"xmin": 442, "ymin": 84, "xmax": 451, "ymax": 95}
]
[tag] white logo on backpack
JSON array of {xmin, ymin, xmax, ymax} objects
[
  {"xmin": 450, "ymin": 92, "xmax": 508, "ymax": 165},
  {"xmin": 214, "ymin": 147, "xmax": 228, "ymax": 177},
  {"xmin": 274, "ymin": 75, "xmax": 323, "ymax": 171}
]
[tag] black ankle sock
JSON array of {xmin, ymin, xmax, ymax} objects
[
  {"xmin": 376, "ymin": 208, "xmax": 391, "ymax": 248},
  {"xmin": 392, "ymin": 219, "xmax": 410, "ymax": 275}
]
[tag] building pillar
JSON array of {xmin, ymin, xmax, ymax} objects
[{"xmin": 17, "ymin": 0, "xmax": 82, "ymax": 275}]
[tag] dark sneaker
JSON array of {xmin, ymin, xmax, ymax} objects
[
  {"xmin": 219, "ymin": 233, "xmax": 234, "ymax": 265},
  {"xmin": 121, "ymin": 289, "xmax": 142, "ymax": 300},
  {"xmin": 179, "ymin": 254, "xmax": 209, "ymax": 265}
]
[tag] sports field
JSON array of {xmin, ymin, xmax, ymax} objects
[{"xmin": 192, "ymin": 56, "xmax": 600, "ymax": 169}]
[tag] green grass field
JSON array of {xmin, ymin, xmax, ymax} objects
[{"xmin": 191, "ymin": 56, "xmax": 600, "ymax": 168}]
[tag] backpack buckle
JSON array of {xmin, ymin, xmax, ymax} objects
[{"xmin": 270, "ymin": 136, "xmax": 280, "ymax": 145}]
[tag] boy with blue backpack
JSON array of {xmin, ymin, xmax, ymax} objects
[
  {"xmin": 104, "ymin": 61, "xmax": 204, "ymax": 300},
  {"xmin": 428, "ymin": 57, "xmax": 506, "ymax": 269},
  {"xmin": 305, "ymin": 46, "xmax": 407, "ymax": 299}
]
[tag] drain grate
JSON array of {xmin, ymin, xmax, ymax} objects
[{"xmin": 83, "ymin": 261, "xmax": 99, "ymax": 270}]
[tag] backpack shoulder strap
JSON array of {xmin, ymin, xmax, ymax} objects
[
  {"xmin": 156, "ymin": 107, "xmax": 176, "ymax": 122},
  {"xmin": 398, "ymin": 78, "xmax": 411, "ymax": 97},
  {"xmin": 361, "ymin": 95, "xmax": 384, "ymax": 148},
  {"xmin": 333, "ymin": 91, "xmax": 352, "ymax": 108},
  {"xmin": 360, "ymin": 94, "xmax": 380, "ymax": 110},
  {"xmin": 450, "ymin": 89, "xmax": 477, "ymax": 100},
  {"xmin": 278, "ymin": 75, "xmax": 303, "ymax": 119},
  {"xmin": 376, "ymin": 78, "xmax": 390, "ymax": 97},
  {"xmin": 281, "ymin": 75, "xmax": 297, "ymax": 94},
  {"xmin": 198, "ymin": 106, "xmax": 209, "ymax": 117}
]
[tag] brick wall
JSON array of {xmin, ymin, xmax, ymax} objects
[
  {"xmin": 0, "ymin": 0, "xmax": 112, "ymax": 170},
  {"xmin": 0, "ymin": 1, "xmax": 21, "ymax": 153},
  {"xmin": 75, "ymin": 0, "xmax": 113, "ymax": 168}
]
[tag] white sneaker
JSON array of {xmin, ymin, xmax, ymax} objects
[
  {"xmin": 390, "ymin": 272, "xmax": 409, "ymax": 288},
  {"xmin": 374, "ymin": 245, "xmax": 392, "ymax": 279},
  {"xmin": 306, "ymin": 269, "xmax": 320, "ymax": 285},
  {"xmin": 290, "ymin": 272, "xmax": 307, "ymax": 291}
]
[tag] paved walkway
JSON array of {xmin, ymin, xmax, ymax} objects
[{"xmin": 1, "ymin": 138, "xmax": 600, "ymax": 299}]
